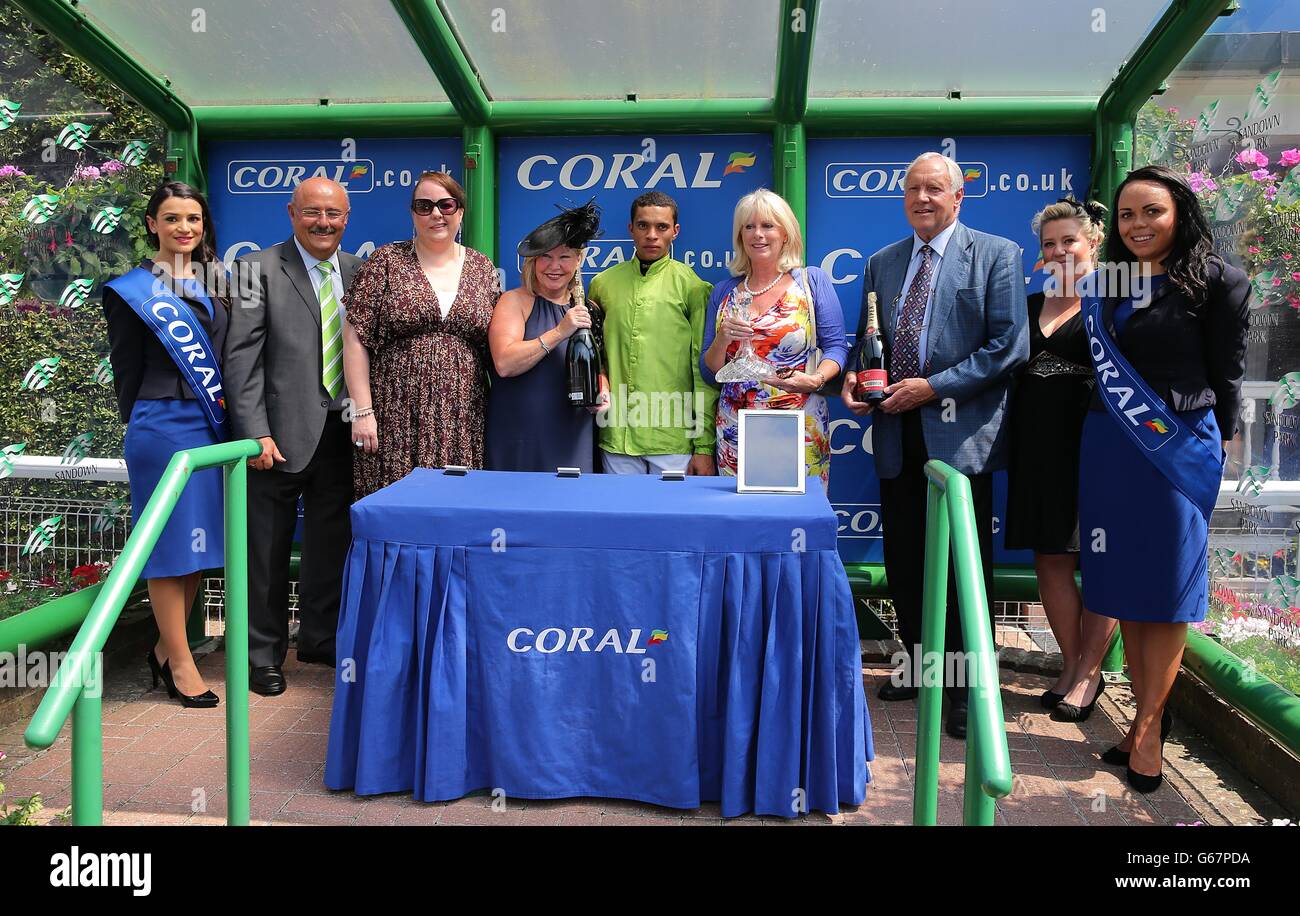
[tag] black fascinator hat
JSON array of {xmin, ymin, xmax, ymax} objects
[{"xmin": 517, "ymin": 199, "xmax": 603, "ymax": 257}]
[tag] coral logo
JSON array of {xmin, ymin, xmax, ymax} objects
[
  {"xmin": 22, "ymin": 193, "xmax": 61, "ymax": 224},
  {"xmin": 516, "ymin": 152, "xmax": 736, "ymax": 191},
  {"xmin": 1143, "ymin": 419, "xmax": 1168, "ymax": 435},
  {"xmin": 21, "ymin": 356, "xmax": 61, "ymax": 391},
  {"xmin": 227, "ymin": 159, "xmax": 377, "ymax": 194},
  {"xmin": 120, "ymin": 140, "xmax": 150, "ymax": 167},
  {"xmin": 61, "ymin": 431, "xmax": 94, "ymax": 466},
  {"xmin": 0, "ymin": 98, "xmax": 20, "ymax": 130},
  {"xmin": 0, "ymin": 442, "xmax": 26, "ymax": 480},
  {"xmin": 91, "ymin": 206, "xmax": 125, "ymax": 234},
  {"xmin": 825, "ymin": 161, "xmax": 989, "ymax": 199},
  {"xmin": 724, "ymin": 152, "xmax": 756, "ymax": 176},
  {"xmin": 0, "ymin": 272, "xmax": 24, "ymax": 306},
  {"xmin": 57, "ymin": 122, "xmax": 93, "ymax": 150},
  {"xmin": 506, "ymin": 627, "xmax": 668, "ymax": 654},
  {"xmin": 59, "ymin": 278, "xmax": 93, "ymax": 308},
  {"xmin": 23, "ymin": 515, "xmax": 62, "ymax": 556},
  {"xmin": 91, "ymin": 356, "xmax": 114, "ymax": 386}
]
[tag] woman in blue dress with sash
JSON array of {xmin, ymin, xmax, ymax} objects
[
  {"xmin": 103, "ymin": 182, "xmax": 230, "ymax": 707},
  {"xmin": 1078, "ymin": 166, "xmax": 1250, "ymax": 792}
]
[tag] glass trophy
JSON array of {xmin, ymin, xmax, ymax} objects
[{"xmin": 715, "ymin": 287, "xmax": 775, "ymax": 382}]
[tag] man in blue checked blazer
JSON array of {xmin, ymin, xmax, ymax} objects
[{"xmin": 843, "ymin": 152, "xmax": 1028, "ymax": 739}]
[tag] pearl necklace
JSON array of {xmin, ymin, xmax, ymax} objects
[{"xmin": 743, "ymin": 270, "xmax": 785, "ymax": 297}]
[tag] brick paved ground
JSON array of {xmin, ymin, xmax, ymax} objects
[{"xmin": 0, "ymin": 646, "xmax": 1286, "ymax": 826}]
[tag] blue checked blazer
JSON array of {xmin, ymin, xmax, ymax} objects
[{"xmin": 855, "ymin": 221, "xmax": 1029, "ymax": 479}]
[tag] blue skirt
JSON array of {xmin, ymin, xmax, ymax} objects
[
  {"xmin": 1078, "ymin": 407, "xmax": 1217, "ymax": 623},
  {"xmin": 124, "ymin": 398, "xmax": 225, "ymax": 579}
]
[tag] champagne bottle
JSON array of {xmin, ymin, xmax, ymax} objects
[
  {"xmin": 854, "ymin": 291, "xmax": 888, "ymax": 403},
  {"xmin": 566, "ymin": 279, "xmax": 602, "ymax": 408}
]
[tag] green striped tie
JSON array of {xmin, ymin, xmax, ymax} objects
[{"xmin": 317, "ymin": 261, "xmax": 343, "ymax": 399}]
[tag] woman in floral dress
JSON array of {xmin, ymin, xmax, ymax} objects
[
  {"xmin": 700, "ymin": 190, "xmax": 848, "ymax": 485},
  {"xmin": 342, "ymin": 171, "xmax": 501, "ymax": 500}
]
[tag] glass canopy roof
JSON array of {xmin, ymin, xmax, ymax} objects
[
  {"xmin": 809, "ymin": 0, "xmax": 1174, "ymax": 98},
  {"xmin": 39, "ymin": 0, "xmax": 1226, "ymax": 110},
  {"xmin": 75, "ymin": 0, "xmax": 449, "ymax": 106}
]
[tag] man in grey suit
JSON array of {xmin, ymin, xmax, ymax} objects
[
  {"xmin": 843, "ymin": 153, "xmax": 1028, "ymax": 738},
  {"xmin": 225, "ymin": 177, "xmax": 361, "ymax": 696}
]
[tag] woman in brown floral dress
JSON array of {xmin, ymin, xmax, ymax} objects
[{"xmin": 341, "ymin": 171, "xmax": 500, "ymax": 500}]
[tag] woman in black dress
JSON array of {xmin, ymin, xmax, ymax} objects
[
  {"xmin": 1005, "ymin": 197, "xmax": 1117, "ymax": 721},
  {"xmin": 486, "ymin": 202, "xmax": 608, "ymax": 471}
]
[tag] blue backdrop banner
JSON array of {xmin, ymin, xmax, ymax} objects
[
  {"xmin": 207, "ymin": 137, "xmax": 462, "ymax": 264},
  {"xmin": 497, "ymin": 134, "xmax": 773, "ymax": 289}
]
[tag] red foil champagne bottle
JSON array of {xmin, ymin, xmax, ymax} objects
[
  {"xmin": 854, "ymin": 291, "xmax": 888, "ymax": 403},
  {"xmin": 565, "ymin": 279, "xmax": 602, "ymax": 408}
]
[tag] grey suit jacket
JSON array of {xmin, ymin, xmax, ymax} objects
[
  {"xmin": 855, "ymin": 221, "xmax": 1029, "ymax": 479},
  {"xmin": 225, "ymin": 238, "xmax": 362, "ymax": 474}
]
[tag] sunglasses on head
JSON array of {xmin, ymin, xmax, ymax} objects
[{"xmin": 411, "ymin": 197, "xmax": 461, "ymax": 216}]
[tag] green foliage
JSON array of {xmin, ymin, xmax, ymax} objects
[{"xmin": 0, "ymin": 783, "xmax": 45, "ymax": 826}]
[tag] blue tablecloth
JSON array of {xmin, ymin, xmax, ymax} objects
[{"xmin": 324, "ymin": 469, "xmax": 871, "ymax": 817}]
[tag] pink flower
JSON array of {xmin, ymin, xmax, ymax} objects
[
  {"xmin": 1266, "ymin": 185, "xmax": 1279, "ymax": 201},
  {"xmin": 99, "ymin": 159, "xmax": 125, "ymax": 174},
  {"xmin": 1250, "ymin": 168, "xmax": 1275, "ymax": 182},
  {"xmin": 1204, "ymin": 177, "xmax": 1218, "ymax": 191},
  {"xmin": 1237, "ymin": 149, "xmax": 1269, "ymax": 169},
  {"xmin": 1290, "ymin": 296, "xmax": 1300, "ymax": 308},
  {"xmin": 1285, "ymin": 253, "xmax": 1294, "ymax": 260},
  {"xmin": 0, "ymin": 164, "xmax": 26, "ymax": 178},
  {"xmin": 71, "ymin": 164, "xmax": 101, "ymax": 182},
  {"xmin": 1281, "ymin": 149, "xmax": 1300, "ymax": 168},
  {"xmin": 1168, "ymin": 108, "xmax": 1179, "ymax": 115},
  {"xmin": 1275, "ymin": 277, "xmax": 1284, "ymax": 287},
  {"xmin": 1291, "ymin": 272, "xmax": 1300, "ymax": 282},
  {"xmin": 1249, "ymin": 245, "xmax": 1261, "ymax": 254}
]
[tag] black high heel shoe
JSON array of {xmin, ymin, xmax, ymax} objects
[
  {"xmin": 145, "ymin": 648, "xmax": 166, "ymax": 690},
  {"xmin": 158, "ymin": 657, "xmax": 219, "ymax": 708},
  {"xmin": 1040, "ymin": 689, "xmax": 1066, "ymax": 710},
  {"xmin": 1052, "ymin": 676, "xmax": 1106, "ymax": 722},
  {"xmin": 1101, "ymin": 708, "xmax": 1172, "ymax": 767}
]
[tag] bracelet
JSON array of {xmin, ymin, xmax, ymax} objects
[
  {"xmin": 538, "ymin": 335, "xmax": 553, "ymax": 355},
  {"xmin": 353, "ymin": 407, "xmax": 375, "ymax": 419},
  {"xmin": 811, "ymin": 371, "xmax": 825, "ymax": 390}
]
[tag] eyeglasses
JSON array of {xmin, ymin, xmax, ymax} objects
[
  {"xmin": 411, "ymin": 197, "xmax": 462, "ymax": 216},
  {"xmin": 298, "ymin": 208, "xmax": 348, "ymax": 221}
]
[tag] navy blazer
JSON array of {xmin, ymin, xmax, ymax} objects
[
  {"xmin": 1089, "ymin": 256, "xmax": 1250, "ymax": 438},
  {"xmin": 854, "ymin": 221, "xmax": 1029, "ymax": 479}
]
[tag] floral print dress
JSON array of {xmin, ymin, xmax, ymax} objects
[{"xmin": 715, "ymin": 282, "xmax": 831, "ymax": 484}]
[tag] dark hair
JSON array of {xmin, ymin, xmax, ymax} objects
[
  {"xmin": 1104, "ymin": 164, "xmax": 1215, "ymax": 302},
  {"xmin": 629, "ymin": 191, "xmax": 678, "ymax": 225},
  {"xmin": 413, "ymin": 170, "xmax": 467, "ymax": 210},
  {"xmin": 145, "ymin": 181, "xmax": 219, "ymax": 265}
]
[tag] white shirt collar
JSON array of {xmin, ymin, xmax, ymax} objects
[
  {"xmin": 911, "ymin": 220, "xmax": 959, "ymax": 261},
  {"xmin": 293, "ymin": 237, "xmax": 341, "ymax": 278}
]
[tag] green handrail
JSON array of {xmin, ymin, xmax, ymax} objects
[
  {"xmin": 24, "ymin": 439, "xmax": 262, "ymax": 826},
  {"xmin": 914, "ymin": 460, "xmax": 1014, "ymax": 826}
]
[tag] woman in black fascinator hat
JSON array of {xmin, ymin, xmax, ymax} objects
[{"xmin": 486, "ymin": 200, "xmax": 608, "ymax": 472}]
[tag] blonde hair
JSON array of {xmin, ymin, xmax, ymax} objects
[
  {"xmin": 1032, "ymin": 200, "xmax": 1107, "ymax": 250},
  {"xmin": 729, "ymin": 189, "xmax": 804, "ymax": 277},
  {"xmin": 520, "ymin": 250, "xmax": 585, "ymax": 297}
]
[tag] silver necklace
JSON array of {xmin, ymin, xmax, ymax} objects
[{"xmin": 743, "ymin": 271, "xmax": 785, "ymax": 297}]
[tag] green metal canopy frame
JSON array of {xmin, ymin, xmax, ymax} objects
[{"xmin": 9, "ymin": 0, "xmax": 1239, "ymax": 260}]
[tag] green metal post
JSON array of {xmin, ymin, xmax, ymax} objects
[
  {"xmin": 945, "ymin": 477, "xmax": 1011, "ymax": 824},
  {"xmin": 1102, "ymin": 627, "xmax": 1126, "ymax": 674},
  {"xmin": 774, "ymin": 0, "xmax": 818, "ymax": 125},
  {"xmin": 774, "ymin": 122, "xmax": 807, "ymax": 232},
  {"xmin": 914, "ymin": 483, "xmax": 949, "ymax": 826},
  {"xmin": 71, "ymin": 687, "xmax": 102, "ymax": 826},
  {"xmin": 462, "ymin": 125, "xmax": 496, "ymax": 264},
  {"xmin": 224, "ymin": 460, "xmax": 250, "ymax": 826},
  {"xmin": 194, "ymin": 103, "xmax": 460, "ymax": 140},
  {"xmin": 390, "ymin": 0, "xmax": 492, "ymax": 126},
  {"xmin": 166, "ymin": 125, "xmax": 206, "ymax": 194}
]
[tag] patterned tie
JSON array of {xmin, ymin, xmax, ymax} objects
[
  {"xmin": 317, "ymin": 261, "xmax": 343, "ymax": 399},
  {"xmin": 891, "ymin": 244, "xmax": 933, "ymax": 382}
]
